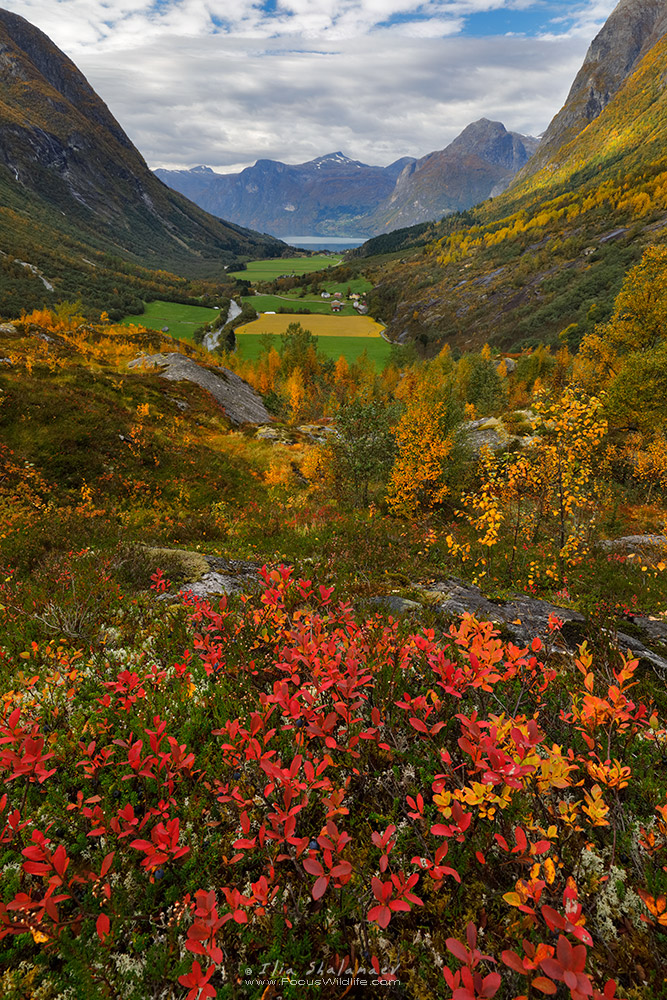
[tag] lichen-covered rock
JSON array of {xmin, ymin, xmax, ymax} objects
[
  {"xmin": 369, "ymin": 595, "xmax": 422, "ymax": 615},
  {"xmin": 599, "ymin": 535, "xmax": 667, "ymax": 554},
  {"xmin": 256, "ymin": 425, "xmax": 293, "ymax": 443},
  {"xmin": 419, "ymin": 576, "xmax": 667, "ymax": 671},
  {"xmin": 179, "ymin": 572, "xmax": 243, "ymax": 599},
  {"xmin": 461, "ymin": 417, "xmax": 509, "ymax": 453},
  {"xmin": 149, "ymin": 551, "xmax": 260, "ymax": 601}
]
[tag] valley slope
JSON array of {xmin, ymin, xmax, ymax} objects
[{"xmin": 0, "ymin": 8, "xmax": 287, "ymax": 317}]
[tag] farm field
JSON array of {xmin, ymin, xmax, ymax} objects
[
  {"xmin": 321, "ymin": 276, "xmax": 372, "ymax": 295},
  {"xmin": 242, "ymin": 294, "xmax": 360, "ymax": 316},
  {"xmin": 236, "ymin": 313, "xmax": 385, "ymax": 338},
  {"xmin": 235, "ymin": 313, "xmax": 391, "ymax": 366},
  {"xmin": 121, "ymin": 300, "xmax": 220, "ymax": 341},
  {"xmin": 236, "ymin": 333, "xmax": 393, "ymax": 366},
  {"xmin": 229, "ymin": 254, "xmax": 342, "ymax": 281}
]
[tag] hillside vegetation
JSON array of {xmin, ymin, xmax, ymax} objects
[{"xmin": 3, "ymin": 249, "xmax": 667, "ymax": 993}]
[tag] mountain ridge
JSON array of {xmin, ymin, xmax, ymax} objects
[
  {"xmin": 519, "ymin": 0, "xmax": 667, "ymax": 177},
  {"xmin": 367, "ymin": 119, "xmax": 539, "ymax": 232}
]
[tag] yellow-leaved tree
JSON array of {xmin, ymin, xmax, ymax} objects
[
  {"xmin": 452, "ymin": 385, "xmax": 607, "ymax": 583},
  {"xmin": 386, "ymin": 349, "xmax": 462, "ymax": 517},
  {"xmin": 577, "ymin": 244, "xmax": 667, "ymax": 498},
  {"xmin": 578, "ymin": 244, "xmax": 667, "ymax": 390},
  {"xmin": 282, "ymin": 366, "xmax": 305, "ymax": 425},
  {"xmin": 530, "ymin": 385, "xmax": 607, "ymax": 564}
]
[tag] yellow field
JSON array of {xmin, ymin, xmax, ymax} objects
[{"xmin": 236, "ymin": 314, "xmax": 385, "ymax": 338}]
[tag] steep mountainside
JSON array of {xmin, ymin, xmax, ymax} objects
[
  {"xmin": 523, "ymin": 0, "xmax": 667, "ymax": 174},
  {"xmin": 360, "ymin": 5, "xmax": 667, "ymax": 353},
  {"xmin": 156, "ymin": 121, "xmax": 537, "ymax": 238},
  {"xmin": 0, "ymin": 8, "xmax": 287, "ymax": 316}
]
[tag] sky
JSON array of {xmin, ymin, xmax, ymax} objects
[{"xmin": 1, "ymin": 1, "xmax": 619, "ymax": 172}]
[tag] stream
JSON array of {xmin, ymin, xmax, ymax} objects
[{"xmin": 203, "ymin": 299, "xmax": 242, "ymax": 352}]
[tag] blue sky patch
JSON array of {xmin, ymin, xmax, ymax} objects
[{"xmin": 461, "ymin": 5, "xmax": 573, "ymax": 38}]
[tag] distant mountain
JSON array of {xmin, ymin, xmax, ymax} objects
[
  {"xmin": 156, "ymin": 121, "xmax": 538, "ymax": 239},
  {"xmin": 367, "ymin": 119, "xmax": 539, "ymax": 232},
  {"xmin": 0, "ymin": 7, "xmax": 287, "ymax": 315},
  {"xmin": 156, "ymin": 153, "xmax": 415, "ymax": 238}
]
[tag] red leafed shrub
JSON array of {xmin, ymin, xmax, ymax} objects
[{"xmin": 0, "ymin": 564, "xmax": 662, "ymax": 998}]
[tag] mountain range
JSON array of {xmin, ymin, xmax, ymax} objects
[
  {"xmin": 155, "ymin": 120, "xmax": 539, "ymax": 239},
  {"xmin": 0, "ymin": 7, "xmax": 287, "ymax": 316}
]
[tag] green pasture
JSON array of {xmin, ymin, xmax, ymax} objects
[
  {"xmin": 229, "ymin": 255, "xmax": 343, "ymax": 282},
  {"xmin": 321, "ymin": 276, "xmax": 372, "ymax": 295},
  {"xmin": 243, "ymin": 294, "xmax": 358, "ymax": 316},
  {"xmin": 121, "ymin": 300, "xmax": 220, "ymax": 341},
  {"xmin": 236, "ymin": 333, "xmax": 393, "ymax": 368}
]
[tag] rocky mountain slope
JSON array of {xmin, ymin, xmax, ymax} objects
[
  {"xmin": 359, "ymin": 0, "xmax": 667, "ymax": 352},
  {"xmin": 0, "ymin": 8, "xmax": 287, "ymax": 315},
  {"xmin": 156, "ymin": 120, "xmax": 537, "ymax": 238},
  {"xmin": 524, "ymin": 0, "xmax": 667, "ymax": 175}
]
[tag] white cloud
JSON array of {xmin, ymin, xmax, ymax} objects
[
  {"xmin": 538, "ymin": 0, "xmax": 618, "ymax": 40},
  {"xmin": 0, "ymin": 1, "xmax": 612, "ymax": 170}
]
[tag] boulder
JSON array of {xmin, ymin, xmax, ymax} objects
[
  {"xmin": 369, "ymin": 595, "xmax": 422, "ymax": 615},
  {"xmin": 128, "ymin": 353, "xmax": 272, "ymax": 425},
  {"xmin": 256, "ymin": 425, "xmax": 293, "ymax": 443},
  {"xmin": 598, "ymin": 535, "xmax": 667, "ymax": 554},
  {"xmin": 420, "ymin": 577, "xmax": 667, "ymax": 670},
  {"xmin": 461, "ymin": 417, "xmax": 509, "ymax": 453},
  {"xmin": 179, "ymin": 572, "xmax": 243, "ymax": 599}
]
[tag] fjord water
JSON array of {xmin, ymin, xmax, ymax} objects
[{"xmin": 283, "ymin": 236, "xmax": 367, "ymax": 251}]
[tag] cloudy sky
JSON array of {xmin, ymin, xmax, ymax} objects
[{"xmin": 3, "ymin": 1, "xmax": 618, "ymax": 171}]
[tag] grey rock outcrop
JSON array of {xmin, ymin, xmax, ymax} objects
[
  {"xmin": 370, "ymin": 595, "xmax": 422, "ymax": 615},
  {"xmin": 422, "ymin": 578, "xmax": 585, "ymax": 647},
  {"xmin": 180, "ymin": 571, "xmax": 247, "ymax": 599},
  {"xmin": 598, "ymin": 534, "xmax": 667, "ymax": 553},
  {"xmin": 462, "ymin": 417, "xmax": 509, "ymax": 453},
  {"xmin": 151, "ymin": 552, "xmax": 260, "ymax": 601},
  {"xmin": 420, "ymin": 577, "xmax": 667, "ymax": 671},
  {"xmin": 128, "ymin": 353, "xmax": 271, "ymax": 425}
]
